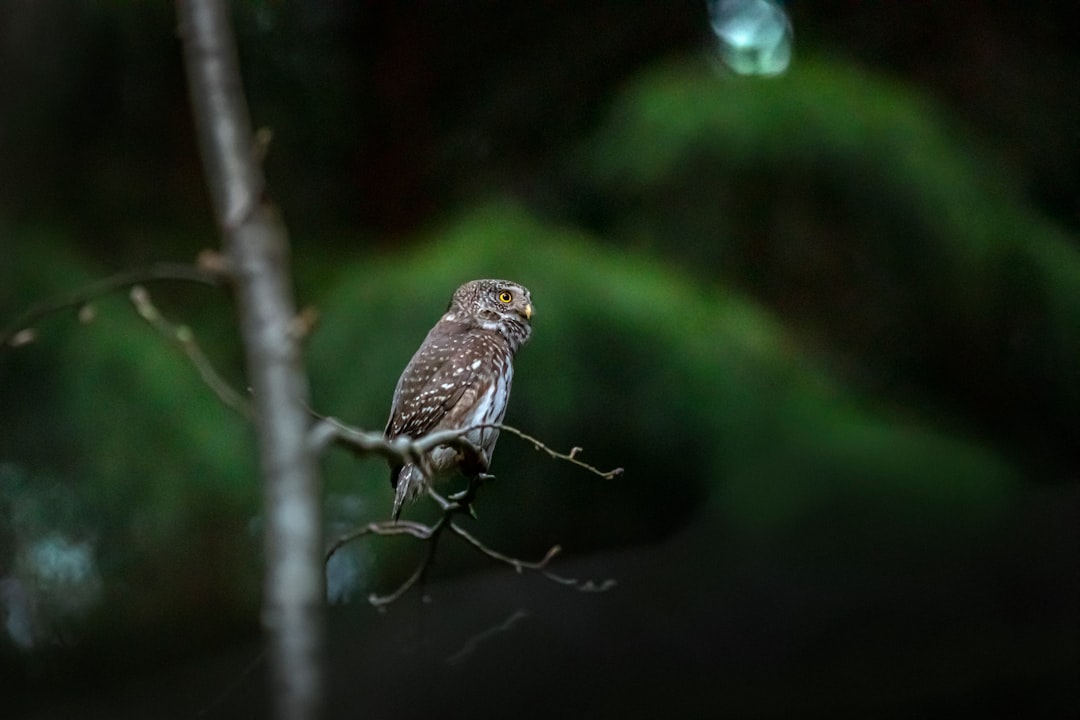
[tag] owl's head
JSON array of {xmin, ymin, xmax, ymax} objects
[{"xmin": 447, "ymin": 279, "xmax": 533, "ymax": 351}]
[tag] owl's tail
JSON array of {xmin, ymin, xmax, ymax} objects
[{"xmin": 391, "ymin": 464, "xmax": 426, "ymax": 521}]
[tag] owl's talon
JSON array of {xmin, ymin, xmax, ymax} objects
[{"xmin": 443, "ymin": 492, "xmax": 478, "ymax": 518}]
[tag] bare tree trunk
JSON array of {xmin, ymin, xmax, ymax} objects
[{"xmin": 176, "ymin": 2, "xmax": 324, "ymax": 719}]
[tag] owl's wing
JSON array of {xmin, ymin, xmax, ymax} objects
[
  {"xmin": 386, "ymin": 369, "xmax": 471, "ymax": 440},
  {"xmin": 384, "ymin": 328, "xmax": 486, "ymax": 441}
]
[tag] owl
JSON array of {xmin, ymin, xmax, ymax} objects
[{"xmin": 384, "ymin": 279, "xmax": 533, "ymax": 520}]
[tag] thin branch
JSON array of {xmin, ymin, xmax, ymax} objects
[
  {"xmin": 129, "ymin": 285, "xmax": 253, "ymax": 420},
  {"xmin": 323, "ymin": 519, "xmax": 435, "ymax": 562},
  {"xmin": 482, "ymin": 423, "xmax": 625, "ymax": 480},
  {"xmin": 539, "ymin": 573, "xmax": 618, "ymax": 593},
  {"xmin": 316, "ymin": 416, "xmax": 621, "ymax": 607},
  {"xmin": 310, "ymin": 416, "xmax": 624, "ymax": 481},
  {"xmin": 323, "ymin": 510, "xmax": 455, "ymax": 611},
  {"xmin": 367, "ymin": 558, "xmax": 427, "ymax": 608},
  {"xmin": 445, "ymin": 609, "xmax": 530, "ymax": 666},
  {"xmin": 449, "ymin": 522, "xmax": 562, "ymax": 572},
  {"xmin": 369, "ymin": 515, "xmax": 449, "ymax": 608},
  {"xmin": 449, "ymin": 522, "xmax": 616, "ymax": 592},
  {"xmin": 0, "ymin": 262, "xmax": 223, "ymax": 349},
  {"xmin": 326, "ymin": 486, "xmax": 617, "ymax": 607}
]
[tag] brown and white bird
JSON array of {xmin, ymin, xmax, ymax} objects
[{"xmin": 384, "ymin": 279, "xmax": 533, "ymax": 520}]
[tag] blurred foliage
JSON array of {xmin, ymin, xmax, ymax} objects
[
  {"xmin": 309, "ymin": 202, "xmax": 1018, "ymax": 583},
  {"xmin": 2, "ymin": 197, "xmax": 1027, "ymax": 663},
  {"xmin": 570, "ymin": 56, "xmax": 1080, "ymax": 471},
  {"xmin": 1, "ymin": 2, "xmax": 1077, "ymax": 710},
  {"xmin": 0, "ymin": 231, "xmax": 260, "ymax": 674}
]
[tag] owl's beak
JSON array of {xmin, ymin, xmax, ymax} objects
[{"xmin": 523, "ymin": 303, "xmax": 533, "ymax": 321}]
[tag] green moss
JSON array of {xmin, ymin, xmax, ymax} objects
[
  {"xmin": 309, "ymin": 202, "xmax": 1018, "ymax": 562},
  {"xmin": 574, "ymin": 54, "xmax": 1080, "ymax": 466},
  {"xmin": 1, "ymin": 231, "xmax": 258, "ymax": 626}
]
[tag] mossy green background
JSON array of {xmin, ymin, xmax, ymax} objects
[{"xmin": 1, "ymin": 2, "xmax": 1076, "ymax": 717}]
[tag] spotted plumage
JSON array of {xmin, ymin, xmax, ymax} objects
[{"xmin": 385, "ymin": 279, "xmax": 533, "ymax": 519}]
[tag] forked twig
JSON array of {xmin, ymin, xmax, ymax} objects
[
  {"xmin": 540, "ymin": 572, "xmax": 618, "ymax": 593},
  {"xmin": 1, "ymin": 262, "xmax": 223, "ymax": 349},
  {"xmin": 129, "ymin": 285, "xmax": 253, "ymax": 419},
  {"xmin": 445, "ymin": 609, "xmax": 530, "ymax": 665},
  {"xmin": 324, "ymin": 515, "xmax": 452, "ymax": 608},
  {"xmin": 367, "ymin": 556, "xmax": 427, "ymax": 608},
  {"xmin": 310, "ymin": 416, "xmax": 623, "ymax": 481},
  {"xmin": 476, "ymin": 423, "xmax": 624, "ymax": 480},
  {"xmin": 325, "ymin": 487, "xmax": 617, "ymax": 607},
  {"xmin": 323, "ymin": 519, "xmax": 435, "ymax": 561},
  {"xmin": 449, "ymin": 522, "xmax": 562, "ymax": 572},
  {"xmin": 450, "ymin": 522, "xmax": 617, "ymax": 592},
  {"xmin": 319, "ymin": 413, "xmax": 621, "ymax": 606}
]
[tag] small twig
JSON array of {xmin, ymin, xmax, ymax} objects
[
  {"xmin": 488, "ymin": 424, "xmax": 624, "ymax": 480},
  {"xmin": 540, "ymin": 573, "xmax": 618, "ymax": 593},
  {"xmin": 1, "ymin": 261, "xmax": 224, "ymax": 349},
  {"xmin": 308, "ymin": 416, "xmax": 411, "ymax": 461},
  {"xmin": 309, "ymin": 414, "xmax": 482, "ymax": 464},
  {"xmin": 368, "ymin": 515, "xmax": 449, "ymax": 608},
  {"xmin": 450, "ymin": 521, "xmax": 616, "ymax": 592},
  {"xmin": 445, "ymin": 609, "xmax": 530, "ymax": 666},
  {"xmin": 323, "ymin": 519, "xmax": 435, "ymax": 562},
  {"xmin": 449, "ymin": 522, "xmax": 562, "ymax": 573},
  {"xmin": 367, "ymin": 558, "xmax": 426, "ymax": 608},
  {"xmin": 310, "ymin": 416, "xmax": 623, "ymax": 481},
  {"xmin": 316, "ymin": 415, "xmax": 622, "ymax": 607},
  {"xmin": 326, "ymin": 488, "xmax": 616, "ymax": 607},
  {"xmin": 325, "ymin": 515, "xmax": 452, "ymax": 609},
  {"xmin": 129, "ymin": 285, "xmax": 253, "ymax": 420}
]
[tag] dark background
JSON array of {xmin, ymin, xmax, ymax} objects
[{"xmin": 1, "ymin": 1, "xmax": 1077, "ymax": 718}]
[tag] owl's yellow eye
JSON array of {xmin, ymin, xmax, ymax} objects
[{"xmin": 498, "ymin": 291, "xmax": 513, "ymax": 303}]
